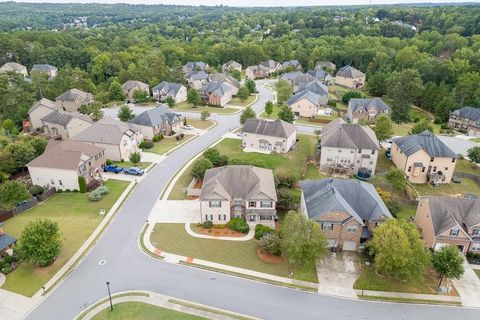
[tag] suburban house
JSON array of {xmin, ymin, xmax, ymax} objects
[
  {"xmin": 28, "ymin": 98, "xmax": 60, "ymax": 131},
  {"xmin": 242, "ymin": 119, "xmax": 296, "ymax": 153},
  {"xmin": 415, "ymin": 196, "xmax": 480, "ymax": 254},
  {"xmin": 320, "ymin": 118, "xmax": 380, "ymax": 175},
  {"xmin": 335, "ymin": 65, "xmax": 366, "ymax": 89},
  {"xmin": 199, "ymin": 165, "xmax": 277, "ymax": 226},
  {"xmin": 449, "ymin": 106, "xmax": 480, "ymax": 137},
  {"xmin": 222, "ymin": 60, "xmax": 242, "ymax": 73},
  {"xmin": 347, "ymin": 98, "xmax": 390, "ymax": 123},
  {"xmin": 315, "ymin": 61, "xmax": 336, "ymax": 71},
  {"xmin": 307, "ymin": 69, "xmax": 334, "ymax": 85},
  {"xmin": 41, "ymin": 110, "xmax": 92, "ymax": 140},
  {"xmin": 208, "ymin": 73, "xmax": 240, "ymax": 96},
  {"xmin": 280, "ymin": 71, "xmax": 315, "ymax": 93},
  {"xmin": 183, "ymin": 61, "xmax": 209, "ymax": 73},
  {"xmin": 0, "ymin": 62, "xmax": 28, "ymax": 77},
  {"xmin": 391, "ymin": 131, "xmax": 457, "ymax": 184},
  {"xmin": 121, "ymin": 80, "xmax": 150, "ymax": 101},
  {"xmin": 300, "ymin": 178, "xmax": 392, "ymax": 251},
  {"xmin": 259, "ymin": 60, "xmax": 281, "ymax": 73},
  {"xmin": 199, "ymin": 81, "xmax": 232, "ymax": 107},
  {"xmin": 31, "ymin": 64, "xmax": 58, "ymax": 78},
  {"xmin": 129, "ymin": 106, "xmax": 182, "ymax": 139},
  {"xmin": 27, "ymin": 140, "xmax": 105, "ymax": 191},
  {"xmin": 72, "ymin": 118, "xmax": 143, "ymax": 161},
  {"xmin": 299, "ymin": 80, "xmax": 329, "ymax": 104},
  {"xmin": 185, "ymin": 71, "xmax": 209, "ymax": 90},
  {"xmin": 287, "ymin": 89, "xmax": 322, "ymax": 118},
  {"xmin": 0, "ymin": 223, "xmax": 16, "ymax": 255},
  {"xmin": 152, "ymin": 82, "xmax": 187, "ymax": 103},
  {"xmin": 56, "ymin": 89, "xmax": 95, "ymax": 112},
  {"xmin": 282, "ymin": 60, "xmax": 302, "ymax": 71},
  {"xmin": 245, "ymin": 65, "xmax": 270, "ymax": 80}
]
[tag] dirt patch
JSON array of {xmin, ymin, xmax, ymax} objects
[
  {"xmin": 191, "ymin": 225, "xmax": 246, "ymax": 237},
  {"xmin": 256, "ymin": 248, "xmax": 285, "ymax": 264},
  {"xmin": 193, "ymin": 179, "xmax": 203, "ymax": 189},
  {"xmin": 186, "ymin": 195, "xmax": 199, "ymax": 200}
]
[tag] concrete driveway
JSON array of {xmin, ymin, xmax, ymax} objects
[
  {"xmin": 437, "ymin": 136, "xmax": 479, "ymax": 157},
  {"xmin": 148, "ymin": 200, "xmax": 200, "ymax": 223},
  {"xmin": 317, "ymin": 251, "xmax": 359, "ymax": 299},
  {"xmin": 452, "ymin": 259, "xmax": 480, "ymax": 307}
]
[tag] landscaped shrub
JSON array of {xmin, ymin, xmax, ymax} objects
[
  {"xmin": 78, "ymin": 176, "xmax": 87, "ymax": 193},
  {"xmin": 202, "ymin": 221, "xmax": 213, "ymax": 229},
  {"xmin": 180, "ymin": 133, "xmax": 184, "ymax": 139},
  {"xmin": 255, "ymin": 224, "xmax": 275, "ymax": 240},
  {"xmin": 466, "ymin": 252, "xmax": 474, "ymax": 259},
  {"xmin": 275, "ymin": 174, "xmax": 297, "ymax": 189},
  {"xmin": 65, "ymin": 189, "xmax": 71, "ymax": 192},
  {"xmin": 226, "ymin": 217, "xmax": 249, "ymax": 234},
  {"xmin": 96, "ymin": 185, "xmax": 110, "ymax": 195},
  {"xmin": 56, "ymin": 189, "xmax": 63, "ymax": 193},
  {"xmin": 105, "ymin": 159, "xmax": 113, "ymax": 166},
  {"xmin": 88, "ymin": 190, "xmax": 103, "ymax": 201},
  {"xmin": 139, "ymin": 141, "xmax": 154, "ymax": 149},
  {"xmin": 29, "ymin": 185, "xmax": 44, "ymax": 196},
  {"xmin": 152, "ymin": 134, "xmax": 164, "ymax": 142},
  {"xmin": 258, "ymin": 233, "xmax": 282, "ymax": 256}
]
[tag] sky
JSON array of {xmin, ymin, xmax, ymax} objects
[{"xmin": 2, "ymin": 0, "xmax": 478, "ymax": 6}]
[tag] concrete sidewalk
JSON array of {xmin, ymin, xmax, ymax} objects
[{"xmin": 355, "ymin": 289, "xmax": 462, "ymax": 303}]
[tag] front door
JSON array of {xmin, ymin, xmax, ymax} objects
[{"xmin": 249, "ymin": 215, "xmax": 256, "ymax": 222}]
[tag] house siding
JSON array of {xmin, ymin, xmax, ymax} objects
[
  {"xmin": 242, "ymin": 132, "xmax": 296, "ymax": 154},
  {"xmin": 320, "ymin": 146, "xmax": 378, "ymax": 175},
  {"xmin": 335, "ymin": 75, "xmax": 366, "ymax": 89},
  {"xmin": 289, "ymin": 98, "xmax": 318, "ymax": 118},
  {"xmin": 30, "ymin": 107, "xmax": 54, "ymax": 130}
]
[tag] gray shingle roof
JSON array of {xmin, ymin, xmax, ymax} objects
[
  {"xmin": 187, "ymin": 70, "xmax": 208, "ymax": 81},
  {"xmin": 451, "ymin": 106, "xmax": 480, "ymax": 122},
  {"xmin": 315, "ymin": 61, "xmax": 336, "ymax": 70},
  {"xmin": 184, "ymin": 61, "xmax": 208, "ymax": 71},
  {"xmin": 121, "ymin": 80, "xmax": 149, "ymax": 92},
  {"xmin": 31, "ymin": 64, "xmax": 57, "ymax": 72},
  {"xmin": 243, "ymin": 119, "xmax": 296, "ymax": 139},
  {"xmin": 287, "ymin": 89, "xmax": 320, "ymax": 105},
  {"xmin": 347, "ymin": 98, "xmax": 390, "ymax": 119},
  {"xmin": 28, "ymin": 98, "xmax": 59, "ymax": 114},
  {"xmin": 282, "ymin": 60, "xmax": 301, "ymax": 69},
  {"xmin": 0, "ymin": 62, "xmax": 27, "ymax": 73},
  {"xmin": 208, "ymin": 73, "xmax": 240, "ymax": 89},
  {"xmin": 152, "ymin": 81, "xmax": 184, "ymax": 96},
  {"xmin": 321, "ymin": 118, "xmax": 380, "ymax": 150},
  {"xmin": 200, "ymin": 165, "xmax": 277, "ymax": 201},
  {"xmin": 393, "ymin": 131, "xmax": 457, "ymax": 158},
  {"xmin": 201, "ymin": 81, "xmax": 231, "ymax": 96},
  {"xmin": 336, "ymin": 65, "xmax": 365, "ymax": 78},
  {"xmin": 425, "ymin": 196, "xmax": 480, "ymax": 236},
  {"xmin": 259, "ymin": 60, "xmax": 279, "ymax": 70},
  {"xmin": 307, "ymin": 69, "xmax": 332, "ymax": 81},
  {"xmin": 222, "ymin": 60, "xmax": 242, "ymax": 69},
  {"xmin": 72, "ymin": 118, "xmax": 139, "ymax": 145},
  {"xmin": 0, "ymin": 233, "xmax": 16, "ymax": 251},
  {"xmin": 301, "ymin": 178, "xmax": 392, "ymax": 225},
  {"xmin": 281, "ymin": 71, "xmax": 315, "ymax": 87},
  {"xmin": 41, "ymin": 110, "xmax": 92, "ymax": 125},
  {"xmin": 129, "ymin": 106, "xmax": 180, "ymax": 127},
  {"xmin": 56, "ymin": 89, "xmax": 94, "ymax": 103},
  {"xmin": 299, "ymin": 80, "xmax": 328, "ymax": 95}
]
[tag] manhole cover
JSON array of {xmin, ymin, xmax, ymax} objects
[{"xmin": 98, "ymin": 259, "xmax": 107, "ymax": 266}]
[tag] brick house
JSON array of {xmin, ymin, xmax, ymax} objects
[
  {"xmin": 335, "ymin": 65, "xmax": 366, "ymax": 89},
  {"xmin": 347, "ymin": 98, "xmax": 390, "ymax": 123},
  {"xmin": 199, "ymin": 81, "xmax": 232, "ymax": 107},
  {"xmin": 448, "ymin": 106, "xmax": 480, "ymax": 137}
]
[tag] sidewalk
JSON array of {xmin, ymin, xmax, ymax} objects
[
  {"xmin": 184, "ymin": 223, "xmax": 254, "ymax": 241},
  {"xmin": 355, "ymin": 289, "xmax": 462, "ymax": 303}
]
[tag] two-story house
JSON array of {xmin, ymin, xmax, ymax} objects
[
  {"xmin": 335, "ymin": 65, "xmax": 366, "ymax": 89},
  {"xmin": 245, "ymin": 65, "xmax": 270, "ymax": 80},
  {"xmin": 152, "ymin": 82, "xmax": 187, "ymax": 103},
  {"xmin": 183, "ymin": 61, "xmax": 209, "ymax": 73},
  {"xmin": 320, "ymin": 118, "xmax": 380, "ymax": 175},
  {"xmin": 41, "ymin": 110, "xmax": 92, "ymax": 140},
  {"xmin": 122, "ymin": 80, "xmax": 150, "ymax": 102},
  {"xmin": 280, "ymin": 71, "xmax": 315, "ymax": 93},
  {"xmin": 31, "ymin": 64, "xmax": 58, "ymax": 79},
  {"xmin": 55, "ymin": 88, "xmax": 95, "ymax": 112},
  {"xmin": 199, "ymin": 81, "xmax": 232, "ymax": 107},
  {"xmin": 129, "ymin": 106, "xmax": 182, "ymax": 139},
  {"xmin": 391, "ymin": 131, "xmax": 457, "ymax": 184},
  {"xmin": 449, "ymin": 106, "xmax": 480, "ymax": 137},
  {"xmin": 28, "ymin": 98, "xmax": 60, "ymax": 131},
  {"xmin": 27, "ymin": 140, "xmax": 105, "ymax": 191},
  {"xmin": 242, "ymin": 119, "xmax": 296, "ymax": 154},
  {"xmin": 281, "ymin": 60, "xmax": 302, "ymax": 71},
  {"xmin": 200, "ymin": 165, "xmax": 277, "ymax": 226},
  {"xmin": 185, "ymin": 71, "xmax": 209, "ymax": 90},
  {"xmin": 208, "ymin": 73, "xmax": 240, "ymax": 96},
  {"xmin": 222, "ymin": 60, "xmax": 242, "ymax": 73},
  {"xmin": 287, "ymin": 89, "xmax": 322, "ymax": 118},
  {"xmin": 347, "ymin": 98, "xmax": 390, "ymax": 123},
  {"xmin": 415, "ymin": 196, "xmax": 480, "ymax": 254},
  {"xmin": 300, "ymin": 178, "xmax": 392, "ymax": 251}
]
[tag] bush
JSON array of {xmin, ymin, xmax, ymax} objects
[
  {"xmin": 78, "ymin": 176, "xmax": 87, "ymax": 193},
  {"xmin": 152, "ymin": 134, "xmax": 164, "ymax": 142},
  {"xmin": 56, "ymin": 189, "xmax": 63, "ymax": 193},
  {"xmin": 226, "ymin": 217, "xmax": 249, "ymax": 234},
  {"xmin": 275, "ymin": 174, "xmax": 297, "ymax": 189},
  {"xmin": 327, "ymin": 100, "xmax": 337, "ymax": 107},
  {"xmin": 1, "ymin": 266, "xmax": 12, "ymax": 274},
  {"xmin": 180, "ymin": 133, "xmax": 184, "ymax": 139},
  {"xmin": 72, "ymin": 189, "xmax": 79, "ymax": 193},
  {"xmin": 258, "ymin": 233, "xmax": 282, "ymax": 256},
  {"xmin": 96, "ymin": 185, "xmax": 109, "ymax": 195},
  {"xmin": 139, "ymin": 141, "xmax": 154, "ymax": 149},
  {"xmin": 202, "ymin": 221, "xmax": 213, "ymax": 229},
  {"xmin": 255, "ymin": 224, "xmax": 275, "ymax": 240},
  {"xmin": 65, "ymin": 189, "xmax": 71, "ymax": 193},
  {"xmin": 106, "ymin": 159, "xmax": 113, "ymax": 166},
  {"xmin": 29, "ymin": 185, "xmax": 44, "ymax": 196},
  {"xmin": 88, "ymin": 190, "xmax": 103, "ymax": 202},
  {"xmin": 466, "ymin": 252, "xmax": 474, "ymax": 259}
]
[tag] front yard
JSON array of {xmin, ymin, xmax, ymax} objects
[
  {"xmin": 150, "ymin": 224, "xmax": 318, "ymax": 283},
  {"xmin": 186, "ymin": 118, "xmax": 215, "ymax": 130},
  {"xmin": 146, "ymin": 134, "xmax": 196, "ymax": 155},
  {"xmin": 1, "ymin": 179, "xmax": 130, "ymax": 297},
  {"xmin": 172, "ymin": 102, "xmax": 238, "ymax": 114},
  {"xmin": 229, "ymin": 95, "xmax": 256, "ymax": 107}
]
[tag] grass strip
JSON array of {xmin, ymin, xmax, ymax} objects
[
  {"xmin": 76, "ymin": 292, "xmax": 150, "ymax": 319},
  {"xmin": 359, "ymin": 295, "xmax": 462, "ymax": 306},
  {"xmin": 168, "ymin": 299, "xmax": 253, "ymax": 320}
]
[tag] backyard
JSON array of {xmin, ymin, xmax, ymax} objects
[
  {"xmin": 146, "ymin": 134, "xmax": 196, "ymax": 155},
  {"xmin": 1, "ymin": 179, "xmax": 130, "ymax": 297},
  {"xmin": 150, "ymin": 224, "xmax": 318, "ymax": 283},
  {"xmin": 92, "ymin": 302, "xmax": 207, "ymax": 320},
  {"xmin": 172, "ymin": 102, "xmax": 238, "ymax": 114}
]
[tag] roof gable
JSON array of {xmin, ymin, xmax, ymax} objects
[{"xmin": 393, "ymin": 131, "xmax": 457, "ymax": 158}]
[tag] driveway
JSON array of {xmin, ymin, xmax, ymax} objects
[
  {"xmin": 148, "ymin": 200, "xmax": 200, "ymax": 223},
  {"xmin": 0, "ymin": 289, "xmax": 34, "ymax": 320},
  {"xmin": 317, "ymin": 251, "xmax": 359, "ymax": 299},
  {"xmin": 437, "ymin": 136, "xmax": 478, "ymax": 157},
  {"xmin": 452, "ymin": 259, "xmax": 480, "ymax": 307}
]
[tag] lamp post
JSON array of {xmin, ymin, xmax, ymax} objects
[{"xmin": 106, "ymin": 281, "xmax": 113, "ymax": 311}]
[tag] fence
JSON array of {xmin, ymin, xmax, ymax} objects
[
  {"xmin": 455, "ymin": 172, "xmax": 480, "ymax": 185},
  {"xmin": 0, "ymin": 188, "xmax": 56, "ymax": 221},
  {"xmin": 37, "ymin": 187, "xmax": 56, "ymax": 201},
  {"xmin": 13, "ymin": 198, "xmax": 38, "ymax": 215}
]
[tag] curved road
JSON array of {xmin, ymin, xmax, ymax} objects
[{"xmin": 26, "ymin": 84, "xmax": 477, "ymax": 320}]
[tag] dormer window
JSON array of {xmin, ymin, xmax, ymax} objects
[
  {"xmin": 450, "ymin": 227, "xmax": 459, "ymax": 236},
  {"xmin": 430, "ymin": 157, "xmax": 434, "ymax": 162}
]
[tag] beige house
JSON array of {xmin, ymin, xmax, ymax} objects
[
  {"xmin": 27, "ymin": 140, "xmax": 105, "ymax": 191},
  {"xmin": 28, "ymin": 98, "xmax": 60, "ymax": 131},
  {"xmin": 347, "ymin": 98, "xmax": 390, "ymax": 123},
  {"xmin": 152, "ymin": 82, "xmax": 187, "ymax": 103},
  {"xmin": 200, "ymin": 165, "xmax": 277, "ymax": 226},
  {"xmin": 335, "ymin": 65, "xmax": 366, "ymax": 89},
  {"xmin": 242, "ymin": 119, "xmax": 296, "ymax": 154},
  {"xmin": 31, "ymin": 64, "xmax": 58, "ymax": 79},
  {"xmin": 222, "ymin": 60, "xmax": 242, "ymax": 73},
  {"xmin": 209, "ymin": 73, "xmax": 240, "ymax": 96},
  {"xmin": 56, "ymin": 89, "xmax": 94, "ymax": 112},
  {"xmin": 185, "ymin": 71, "xmax": 209, "ymax": 90},
  {"xmin": 245, "ymin": 65, "xmax": 270, "ymax": 80},
  {"xmin": 183, "ymin": 61, "xmax": 209, "ymax": 73},
  {"xmin": 300, "ymin": 179, "xmax": 392, "ymax": 251},
  {"xmin": 287, "ymin": 89, "xmax": 322, "ymax": 118},
  {"xmin": 280, "ymin": 72, "xmax": 315, "ymax": 93},
  {"xmin": 315, "ymin": 61, "xmax": 336, "ymax": 72},
  {"xmin": 129, "ymin": 106, "xmax": 182, "ymax": 140},
  {"xmin": 41, "ymin": 110, "xmax": 92, "ymax": 140},
  {"xmin": 0, "ymin": 62, "xmax": 28, "ymax": 77},
  {"xmin": 415, "ymin": 196, "xmax": 480, "ymax": 254},
  {"xmin": 320, "ymin": 118, "xmax": 380, "ymax": 176},
  {"xmin": 72, "ymin": 118, "xmax": 143, "ymax": 161},
  {"xmin": 449, "ymin": 107, "xmax": 480, "ymax": 137},
  {"xmin": 122, "ymin": 80, "xmax": 150, "ymax": 101},
  {"xmin": 199, "ymin": 81, "xmax": 232, "ymax": 107},
  {"xmin": 391, "ymin": 131, "xmax": 457, "ymax": 184}
]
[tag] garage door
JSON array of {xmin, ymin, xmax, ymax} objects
[
  {"xmin": 434, "ymin": 243, "xmax": 448, "ymax": 251},
  {"xmin": 343, "ymin": 241, "xmax": 357, "ymax": 251}
]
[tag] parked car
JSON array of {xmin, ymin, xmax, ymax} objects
[
  {"xmin": 124, "ymin": 167, "xmax": 144, "ymax": 176},
  {"xmin": 103, "ymin": 165, "xmax": 123, "ymax": 174},
  {"xmin": 183, "ymin": 125, "xmax": 194, "ymax": 130}
]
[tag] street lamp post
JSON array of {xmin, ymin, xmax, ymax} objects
[{"xmin": 106, "ymin": 281, "xmax": 113, "ymax": 311}]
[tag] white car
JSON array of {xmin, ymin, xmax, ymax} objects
[{"xmin": 183, "ymin": 125, "xmax": 194, "ymax": 130}]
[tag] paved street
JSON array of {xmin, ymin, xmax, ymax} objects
[{"xmin": 24, "ymin": 84, "xmax": 479, "ymax": 320}]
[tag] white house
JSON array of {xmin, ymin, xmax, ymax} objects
[{"xmin": 242, "ymin": 119, "xmax": 297, "ymax": 154}]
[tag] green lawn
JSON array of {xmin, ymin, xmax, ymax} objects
[
  {"xmin": 258, "ymin": 106, "xmax": 280, "ymax": 120},
  {"xmin": 146, "ymin": 134, "xmax": 196, "ymax": 155},
  {"xmin": 230, "ymin": 94, "xmax": 256, "ymax": 107},
  {"xmin": 150, "ymin": 224, "xmax": 318, "ymax": 283},
  {"xmin": 186, "ymin": 118, "xmax": 215, "ymax": 130},
  {"xmin": 475, "ymin": 269, "xmax": 480, "ymax": 280},
  {"xmin": 304, "ymin": 163, "xmax": 326, "ymax": 180},
  {"xmin": 455, "ymin": 159, "xmax": 480, "ymax": 175},
  {"xmin": 92, "ymin": 302, "xmax": 207, "ymax": 320},
  {"xmin": 2, "ymin": 180, "xmax": 130, "ymax": 297},
  {"xmin": 469, "ymin": 137, "xmax": 480, "ymax": 143},
  {"xmin": 168, "ymin": 162, "xmax": 195, "ymax": 200},
  {"xmin": 415, "ymin": 178, "xmax": 480, "ymax": 197},
  {"xmin": 172, "ymin": 102, "xmax": 238, "ymax": 114},
  {"xmin": 112, "ymin": 161, "xmax": 151, "ymax": 169},
  {"xmin": 395, "ymin": 204, "xmax": 418, "ymax": 221}
]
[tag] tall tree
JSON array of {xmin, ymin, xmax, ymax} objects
[
  {"xmin": 108, "ymin": 79, "xmax": 125, "ymax": 101},
  {"xmin": 387, "ymin": 69, "xmax": 424, "ymax": 123},
  {"xmin": 187, "ymin": 88, "xmax": 202, "ymax": 107},
  {"xmin": 117, "ymin": 105, "xmax": 134, "ymax": 122},
  {"xmin": 276, "ymin": 79, "xmax": 293, "ymax": 105},
  {"xmin": 410, "ymin": 120, "xmax": 434, "ymax": 135},
  {"xmin": 18, "ymin": 219, "xmax": 62, "ymax": 267},
  {"xmin": 245, "ymin": 79, "xmax": 256, "ymax": 94},
  {"xmin": 240, "ymin": 106, "xmax": 256, "ymax": 124},
  {"xmin": 237, "ymin": 86, "xmax": 250, "ymax": 100},
  {"xmin": 432, "ymin": 245, "xmax": 465, "ymax": 288},
  {"xmin": 277, "ymin": 105, "xmax": 295, "ymax": 123},
  {"xmin": 372, "ymin": 115, "xmax": 393, "ymax": 141}
]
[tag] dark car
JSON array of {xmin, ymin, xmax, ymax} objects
[
  {"xmin": 103, "ymin": 165, "xmax": 123, "ymax": 174},
  {"xmin": 124, "ymin": 167, "xmax": 144, "ymax": 176}
]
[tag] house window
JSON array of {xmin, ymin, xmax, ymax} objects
[
  {"xmin": 58, "ymin": 180, "xmax": 63, "ymax": 186},
  {"xmin": 433, "ymin": 166, "xmax": 437, "ymax": 172},
  {"xmin": 472, "ymin": 229, "xmax": 480, "ymax": 236},
  {"xmin": 371, "ymin": 150, "xmax": 375, "ymax": 155},
  {"xmin": 472, "ymin": 243, "xmax": 480, "ymax": 251},
  {"xmin": 321, "ymin": 223, "xmax": 334, "ymax": 230},
  {"xmin": 422, "ymin": 167, "xmax": 426, "ymax": 173},
  {"xmin": 338, "ymin": 150, "xmax": 342, "ymax": 153},
  {"xmin": 347, "ymin": 226, "xmax": 357, "ymax": 233},
  {"xmin": 450, "ymin": 227, "xmax": 459, "ymax": 236},
  {"xmin": 209, "ymin": 201, "xmax": 221, "ymax": 208},
  {"xmin": 327, "ymin": 158, "xmax": 333, "ymax": 162},
  {"xmin": 50, "ymin": 179, "xmax": 55, "ymax": 185},
  {"xmin": 248, "ymin": 201, "xmax": 256, "ymax": 208},
  {"xmin": 260, "ymin": 201, "xmax": 272, "ymax": 208},
  {"xmin": 358, "ymin": 149, "xmax": 362, "ymax": 153},
  {"xmin": 218, "ymin": 214, "xmax": 226, "ymax": 221},
  {"xmin": 430, "ymin": 157, "xmax": 434, "ymax": 162},
  {"xmin": 408, "ymin": 166, "xmax": 412, "ymax": 172},
  {"xmin": 204, "ymin": 214, "xmax": 213, "ymax": 221}
]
